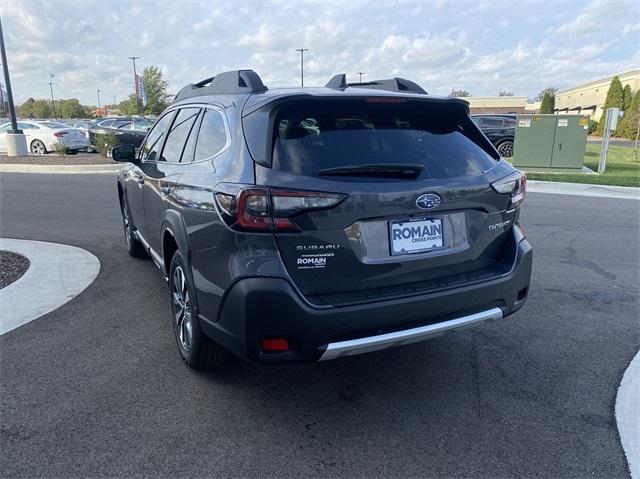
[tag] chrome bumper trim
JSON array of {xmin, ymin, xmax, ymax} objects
[{"xmin": 318, "ymin": 307, "xmax": 503, "ymax": 361}]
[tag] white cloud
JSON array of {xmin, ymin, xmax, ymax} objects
[{"xmin": 0, "ymin": 0, "xmax": 637, "ymax": 106}]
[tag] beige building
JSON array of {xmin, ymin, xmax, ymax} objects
[
  {"xmin": 555, "ymin": 69, "xmax": 640, "ymax": 121},
  {"xmin": 465, "ymin": 96, "xmax": 540, "ymax": 115}
]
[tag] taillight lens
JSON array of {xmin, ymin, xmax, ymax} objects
[
  {"xmin": 53, "ymin": 131, "xmax": 68, "ymax": 137},
  {"xmin": 215, "ymin": 187, "xmax": 345, "ymax": 232},
  {"xmin": 491, "ymin": 171, "xmax": 526, "ymax": 209}
]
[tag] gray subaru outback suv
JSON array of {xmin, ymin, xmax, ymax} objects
[{"xmin": 113, "ymin": 70, "xmax": 532, "ymax": 370}]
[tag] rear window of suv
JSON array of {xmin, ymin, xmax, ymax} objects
[{"xmin": 271, "ymin": 99, "xmax": 497, "ymax": 179}]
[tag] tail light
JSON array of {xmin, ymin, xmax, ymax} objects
[
  {"xmin": 491, "ymin": 171, "xmax": 526, "ymax": 209},
  {"xmin": 53, "ymin": 131, "xmax": 68, "ymax": 137},
  {"xmin": 215, "ymin": 187, "xmax": 346, "ymax": 232}
]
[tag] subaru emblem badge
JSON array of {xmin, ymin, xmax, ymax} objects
[{"xmin": 416, "ymin": 193, "xmax": 441, "ymax": 210}]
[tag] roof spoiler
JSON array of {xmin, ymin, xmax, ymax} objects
[
  {"xmin": 325, "ymin": 74, "xmax": 427, "ymax": 95},
  {"xmin": 174, "ymin": 69, "xmax": 267, "ymax": 102}
]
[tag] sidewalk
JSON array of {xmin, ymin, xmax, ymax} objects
[
  {"xmin": 0, "ymin": 163, "xmax": 121, "ymax": 174},
  {"xmin": 0, "ymin": 238, "xmax": 100, "ymax": 335},
  {"xmin": 527, "ymin": 180, "xmax": 640, "ymax": 200}
]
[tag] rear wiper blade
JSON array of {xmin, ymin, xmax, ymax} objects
[{"xmin": 318, "ymin": 163, "xmax": 424, "ymax": 178}]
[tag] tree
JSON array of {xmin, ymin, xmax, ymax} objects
[
  {"xmin": 535, "ymin": 87, "xmax": 558, "ymax": 102},
  {"xmin": 142, "ymin": 65, "xmax": 170, "ymax": 115},
  {"xmin": 539, "ymin": 92, "xmax": 555, "ymax": 114},
  {"xmin": 498, "ymin": 91, "xmax": 514, "ymax": 96},
  {"xmin": 623, "ymin": 84, "xmax": 632, "ymax": 110},
  {"xmin": 596, "ymin": 76, "xmax": 625, "ymax": 136},
  {"xmin": 616, "ymin": 90, "xmax": 639, "ymax": 140},
  {"xmin": 57, "ymin": 99, "xmax": 90, "ymax": 118},
  {"xmin": 118, "ymin": 94, "xmax": 139, "ymax": 116},
  {"xmin": 18, "ymin": 98, "xmax": 36, "ymax": 117},
  {"xmin": 450, "ymin": 89, "xmax": 471, "ymax": 97},
  {"xmin": 32, "ymin": 99, "xmax": 53, "ymax": 118}
]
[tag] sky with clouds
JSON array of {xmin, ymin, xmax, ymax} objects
[{"xmin": 1, "ymin": 0, "xmax": 638, "ymax": 106}]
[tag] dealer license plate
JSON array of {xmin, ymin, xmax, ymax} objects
[{"xmin": 389, "ymin": 218, "xmax": 444, "ymax": 256}]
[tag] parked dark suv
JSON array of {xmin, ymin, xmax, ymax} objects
[
  {"xmin": 89, "ymin": 116, "xmax": 155, "ymax": 150},
  {"xmin": 113, "ymin": 70, "xmax": 532, "ymax": 369},
  {"xmin": 471, "ymin": 114, "xmax": 516, "ymax": 157}
]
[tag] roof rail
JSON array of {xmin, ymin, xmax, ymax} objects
[
  {"xmin": 174, "ymin": 69, "xmax": 267, "ymax": 101},
  {"xmin": 325, "ymin": 74, "xmax": 428, "ymax": 95}
]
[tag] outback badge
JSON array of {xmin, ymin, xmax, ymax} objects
[{"xmin": 416, "ymin": 193, "xmax": 441, "ymax": 210}]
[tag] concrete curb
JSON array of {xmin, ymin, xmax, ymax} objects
[
  {"xmin": 0, "ymin": 163, "xmax": 120, "ymax": 174},
  {"xmin": 0, "ymin": 238, "xmax": 100, "ymax": 335},
  {"xmin": 616, "ymin": 351, "xmax": 640, "ymax": 478},
  {"xmin": 527, "ymin": 180, "xmax": 640, "ymax": 200}
]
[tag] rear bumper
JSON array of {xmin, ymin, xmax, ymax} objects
[{"xmin": 201, "ymin": 233, "xmax": 532, "ymax": 363}]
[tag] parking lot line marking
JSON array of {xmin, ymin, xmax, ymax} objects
[{"xmin": 0, "ymin": 238, "xmax": 100, "ymax": 336}]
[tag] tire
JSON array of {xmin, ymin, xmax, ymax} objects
[
  {"xmin": 120, "ymin": 193, "xmax": 148, "ymax": 258},
  {"xmin": 66, "ymin": 149, "xmax": 78, "ymax": 155},
  {"xmin": 497, "ymin": 140, "xmax": 514, "ymax": 158},
  {"xmin": 30, "ymin": 139, "xmax": 47, "ymax": 155},
  {"xmin": 169, "ymin": 251, "xmax": 228, "ymax": 370}
]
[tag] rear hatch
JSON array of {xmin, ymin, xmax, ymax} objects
[{"xmin": 243, "ymin": 96, "xmax": 520, "ymax": 304}]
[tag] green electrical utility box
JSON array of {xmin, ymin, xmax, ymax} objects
[{"xmin": 513, "ymin": 114, "xmax": 589, "ymax": 171}]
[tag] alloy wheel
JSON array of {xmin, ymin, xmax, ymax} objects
[
  {"xmin": 122, "ymin": 201, "xmax": 131, "ymax": 247},
  {"xmin": 31, "ymin": 140, "xmax": 46, "ymax": 155},
  {"xmin": 172, "ymin": 266, "xmax": 193, "ymax": 352},
  {"xmin": 498, "ymin": 142, "xmax": 514, "ymax": 157}
]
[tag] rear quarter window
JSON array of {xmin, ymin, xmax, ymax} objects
[{"xmin": 271, "ymin": 99, "xmax": 497, "ymax": 179}]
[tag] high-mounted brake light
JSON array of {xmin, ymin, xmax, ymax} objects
[
  {"xmin": 491, "ymin": 171, "xmax": 527, "ymax": 209},
  {"xmin": 215, "ymin": 187, "xmax": 346, "ymax": 232}
]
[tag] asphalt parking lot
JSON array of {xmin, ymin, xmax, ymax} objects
[{"xmin": 1, "ymin": 172, "xmax": 638, "ymax": 478}]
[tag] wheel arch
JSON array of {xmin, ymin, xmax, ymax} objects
[
  {"xmin": 161, "ymin": 209, "xmax": 192, "ymax": 278},
  {"xmin": 117, "ymin": 180, "xmax": 124, "ymax": 208}
]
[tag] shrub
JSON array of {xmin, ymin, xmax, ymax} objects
[
  {"xmin": 95, "ymin": 133, "xmax": 118, "ymax": 157},
  {"xmin": 588, "ymin": 119, "xmax": 598, "ymax": 135},
  {"xmin": 596, "ymin": 76, "xmax": 625, "ymax": 136},
  {"xmin": 616, "ymin": 90, "xmax": 640, "ymax": 140},
  {"xmin": 52, "ymin": 141, "xmax": 67, "ymax": 155},
  {"xmin": 539, "ymin": 92, "xmax": 555, "ymax": 113}
]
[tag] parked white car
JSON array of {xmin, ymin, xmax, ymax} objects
[
  {"xmin": 0, "ymin": 120, "xmax": 89, "ymax": 154},
  {"xmin": 63, "ymin": 120, "xmax": 97, "ymax": 152}
]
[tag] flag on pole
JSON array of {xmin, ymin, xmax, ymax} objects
[{"xmin": 135, "ymin": 74, "xmax": 147, "ymax": 106}]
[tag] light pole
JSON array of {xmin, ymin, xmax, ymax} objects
[
  {"xmin": 97, "ymin": 90, "xmax": 101, "ymax": 110},
  {"xmin": 113, "ymin": 94, "xmax": 117, "ymax": 106},
  {"xmin": 0, "ymin": 82, "xmax": 5, "ymax": 116},
  {"xmin": 295, "ymin": 48, "xmax": 308, "ymax": 87},
  {"xmin": 128, "ymin": 56, "xmax": 141, "ymax": 115},
  {"xmin": 48, "ymin": 81, "xmax": 57, "ymax": 118},
  {"xmin": 0, "ymin": 14, "xmax": 27, "ymax": 155},
  {"xmin": 357, "ymin": 72, "xmax": 365, "ymax": 82}
]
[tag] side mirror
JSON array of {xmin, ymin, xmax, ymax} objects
[{"xmin": 112, "ymin": 144, "xmax": 137, "ymax": 163}]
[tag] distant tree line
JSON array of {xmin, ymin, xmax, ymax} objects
[
  {"xmin": 17, "ymin": 98, "xmax": 93, "ymax": 119},
  {"xmin": 15, "ymin": 65, "xmax": 171, "ymax": 119}
]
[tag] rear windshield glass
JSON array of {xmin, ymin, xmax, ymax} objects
[{"xmin": 272, "ymin": 99, "xmax": 497, "ymax": 179}]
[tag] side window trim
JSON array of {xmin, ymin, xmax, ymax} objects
[
  {"xmin": 191, "ymin": 106, "xmax": 231, "ymax": 163},
  {"xmin": 156, "ymin": 107, "xmax": 202, "ymax": 164},
  {"xmin": 179, "ymin": 108, "xmax": 203, "ymax": 164},
  {"xmin": 139, "ymin": 110, "xmax": 176, "ymax": 163},
  {"xmin": 138, "ymin": 103, "xmax": 230, "ymax": 163}
]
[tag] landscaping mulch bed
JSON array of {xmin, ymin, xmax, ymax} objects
[
  {"xmin": 0, "ymin": 251, "xmax": 30, "ymax": 289},
  {"xmin": 0, "ymin": 154, "xmax": 117, "ymax": 165}
]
